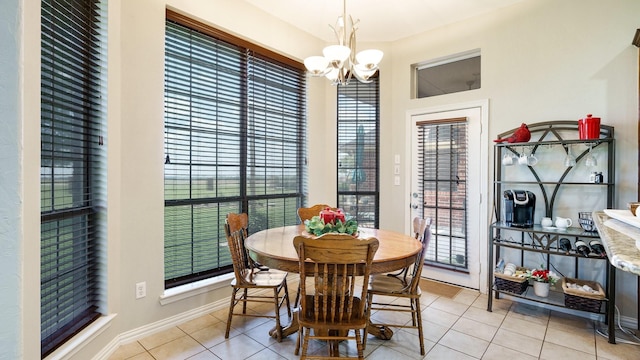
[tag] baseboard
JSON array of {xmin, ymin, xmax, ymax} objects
[
  {"xmin": 93, "ymin": 297, "xmax": 229, "ymax": 360},
  {"xmin": 619, "ymin": 314, "xmax": 638, "ymax": 330}
]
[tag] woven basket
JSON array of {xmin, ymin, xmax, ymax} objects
[
  {"xmin": 494, "ymin": 267, "xmax": 529, "ymax": 295},
  {"xmin": 562, "ymin": 277, "xmax": 606, "ymax": 313}
]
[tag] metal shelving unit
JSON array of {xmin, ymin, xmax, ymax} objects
[{"xmin": 487, "ymin": 121, "xmax": 616, "ymax": 343}]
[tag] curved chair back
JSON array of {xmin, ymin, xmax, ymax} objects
[
  {"xmin": 226, "ymin": 212, "xmax": 248, "ymax": 237},
  {"xmin": 413, "ymin": 217, "xmax": 428, "ymax": 241},
  {"xmin": 224, "ymin": 227, "xmax": 253, "ymax": 285},
  {"xmin": 225, "ymin": 212, "xmax": 250, "ymax": 267},
  {"xmin": 297, "ymin": 204, "xmax": 331, "ymax": 222},
  {"xmin": 293, "ymin": 233, "xmax": 379, "ymax": 358},
  {"xmin": 408, "ymin": 219, "xmax": 432, "ymax": 292}
]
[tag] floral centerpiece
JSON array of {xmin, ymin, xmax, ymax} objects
[{"xmin": 304, "ymin": 208, "xmax": 358, "ymax": 236}]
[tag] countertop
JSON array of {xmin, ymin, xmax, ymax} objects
[{"xmin": 592, "ymin": 210, "xmax": 640, "ymax": 276}]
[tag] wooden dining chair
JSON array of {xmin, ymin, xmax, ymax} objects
[
  {"xmin": 364, "ymin": 219, "xmax": 432, "ymax": 355},
  {"xmin": 223, "ymin": 226, "xmax": 292, "ymax": 342},
  {"xmin": 297, "ymin": 203, "xmax": 331, "ymax": 222},
  {"xmin": 385, "ymin": 217, "xmax": 430, "ymax": 280},
  {"xmin": 225, "ymin": 212, "xmax": 267, "ymax": 270},
  {"xmin": 293, "ymin": 233, "xmax": 379, "ymax": 359}
]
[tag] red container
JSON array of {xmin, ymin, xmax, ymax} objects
[
  {"xmin": 320, "ymin": 207, "xmax": 335, "ymax": 224},
  {"xmin": 578, "ymin": 114, "xmax": 601, "ymax": 140}
]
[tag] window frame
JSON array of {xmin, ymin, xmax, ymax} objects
[
  {"xmin": 40, "ymin": 0, "xmax": 107, "ymax": 357},
  {"xmin": 336, "ymin": 76, "xmax": 380, "ymax": 228},
  {"xmin": 416, "ymin": 119, "xmax": 469, "ymax": 271},
  {"xmin": 164, "ymin": 11, "xmax": 307, "ymax": 288}
]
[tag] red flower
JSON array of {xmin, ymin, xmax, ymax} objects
[{"xmin": 527, "ymin": 267, "xmax": 557, "ymax": 284}]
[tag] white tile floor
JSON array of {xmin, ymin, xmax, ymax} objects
[{"xmin": 108, "ymin": 278, "xmax": 640, "ymax": 359}]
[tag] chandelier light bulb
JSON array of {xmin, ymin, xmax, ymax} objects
[
  {"xmin": 304, "ymin": 56, "xmax": 330, "ymax": 76},
  {"xmin": 353, "ymin": 66, "xmax": 376, "ymax": 82},
  {"xmin": 323, "ymin": 45, "xmax": 351, "ymax": 67},
  {"xmin": 325, "ymin": 68, "xmax": 340, "ymax": 82},
  {"xmin": 355, "ymin": 49, "xmax": 383, "ymax": 69}
]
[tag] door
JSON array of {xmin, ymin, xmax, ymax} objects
[{"xmin": 409, "ymin": 102, "xmax": 488, "ymax": 290}]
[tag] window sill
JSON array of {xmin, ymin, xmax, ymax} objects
[
  {"xmin": 159, "ymin": 273, "xmax": 234, "ymax": 306},
  {"xmin": 45, "ymin": 313, "xmax": 116, "ymax": 360}
]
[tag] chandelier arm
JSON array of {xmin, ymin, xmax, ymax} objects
[
  {"xmin": 349, "ymin": 22, "xmax": 357, "ymax": 64},
  {"xmin": 342, "ymin": 0, "xmax": 348, "ymax": 45}
]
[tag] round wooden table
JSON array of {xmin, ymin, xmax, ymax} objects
[{"xmin": 244, "ymin": 224, "xmax": 422, "ymax": 342}]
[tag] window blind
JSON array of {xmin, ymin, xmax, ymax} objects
[
  {"xmin": 164, "ymin": 14, "xmax": 306, "ymax": 288},
  {"xmin": 337, "ymin": 77, "xmax": 380, "ymax": 228},
  {"xmin": 416, "ymin": 120, "xmax": 469, "ymax": 270},
  {"xmin": 40, "ymin": 0, "xmax": 107, "ymax": 357}
]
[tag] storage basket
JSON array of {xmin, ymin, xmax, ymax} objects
[
  {"xmin": 494, "ymin": 267, "xmax": 529, "ymax": 295},
  {"xmin": 562, "ymin": 277, "xmax": 606, "ymax": 313}
]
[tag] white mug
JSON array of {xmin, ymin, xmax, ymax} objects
[
  {"xmin": 555, "ymin": 217, "xmax": 573, "ymax": 228},
  {"xmin": 518, "ymin": 153, "xmax": 529, "ymax": 165},
  {"xmin": 527, "ymin": 154, "xmax": 538, "ymax": 166},
  {"xmin": 540, "ymin": 217, "xmax": 553, "ymax": 227},
  {"xmin": 502, "ymin": 154, "xmax": 514, "ymax": 166}
]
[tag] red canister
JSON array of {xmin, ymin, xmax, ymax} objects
[
  {"xmin": 578, "ymin": 114, "xmax": 601, "ymax": 140},
  {"xmin": 320, "ymin": 207, "xmax": 335, "ymax": 224}
]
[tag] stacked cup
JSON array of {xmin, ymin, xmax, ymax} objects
[{"xmin": 503, "ymin": 263, "xmax": 517, "ymax": 276}]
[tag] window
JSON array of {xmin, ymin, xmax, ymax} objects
[
  {"xmin": 164, "ymin": 12, "xmax": 306, "ymax": 288},
  {"xmin": 416, "ymin": 120, "xmax": 469, "ymax": 270},
  {"xmin": 337, "ymin": 76, "xmax": 380, "ymax": 228},
  {"xmin": 414, "ymin": 49, "xmax": 481, "ymax": 98},
  {"xmin": 40, "ymin": 0, "xmax": 107, "ymax": 357}
]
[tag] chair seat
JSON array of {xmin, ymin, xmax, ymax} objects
[
  {"xmin": 298, "ymin": 295, "xmax": 367, "ymax": 328},
  {"xmin": 369, "ymin": 274, "xmax": 422, "ymax": 296},
  {"xmin": 231, "ymin": 269, "xmax": 288, "ymax": 288}
]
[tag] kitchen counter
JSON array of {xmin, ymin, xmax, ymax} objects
[
  {"xmin": 592, "ymin": 210, "xmax": 640, "ymax": 275},
  {"xmin": 592, "ymin": 210, "xmax": 640, "ymax": 337}
]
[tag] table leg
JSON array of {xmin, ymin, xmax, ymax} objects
[{"xmin": 268, "ymin": 311, "xmax": 299, "ymax": 339}]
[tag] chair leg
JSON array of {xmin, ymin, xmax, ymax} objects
[
  {"xmin": 242, "ymin": 288, "xmax": 248, "ymax": 314},
  {"xmin": 415, "ymin": 297, "xmax": 425, "ymax": 356},
  {"xmin": 273, "ymin": 288, "xmax": 283, "ymax": 342},
  {"xmin": 301, "ymin": 327, "xmax": 310, "ymax": 359},
  {"xmin": 225, "ymin": 287, "xmax": 238, "ymax": 338},
  {"xmin": 363, "ymin": 292, "xmax": 373, "ymax": 351},
  {"xmin": 355, "ymin": 328, "xmax": 364, "ymax": 360},
  {"xmin": 410, "ymin": 297, "xmax": 417, "ymax": 327}
]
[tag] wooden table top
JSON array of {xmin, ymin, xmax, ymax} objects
[{"xmin": 244, "ymin": 224, "xmax": 422, "ymax": 274}]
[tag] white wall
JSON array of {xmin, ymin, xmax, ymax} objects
[
  {"xmin": 386, "ymin": 0, "xmax": 639, "ymax": 322},
  {"xmin": 0, "ymin": 1, "xmax": 22, "ymax": 359},
  {"xmin": 6, "ymin": 0, "xmax": 639, "ymax": 358}
]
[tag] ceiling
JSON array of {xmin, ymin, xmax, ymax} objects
[{"xmin": 244, "ymin": 0, "xmax": 527, "ymax": 42}]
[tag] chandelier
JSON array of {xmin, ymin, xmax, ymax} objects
[{"xmin": 303, "ymin": 0, "xmax": 383, "ymax": 86}]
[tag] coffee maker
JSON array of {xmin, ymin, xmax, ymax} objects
[{"xmin": 503, "ymin": 190, "xmax": 535, "ymax": 228}]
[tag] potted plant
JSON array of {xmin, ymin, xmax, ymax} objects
[{"xmin": 526, "ymin": 266, "xmax": 559, "ymax": 297}]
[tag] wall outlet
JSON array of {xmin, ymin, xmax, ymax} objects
[{"xmin": 135, "ymin": 281, "xmax": 146, "ymax": 299}]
